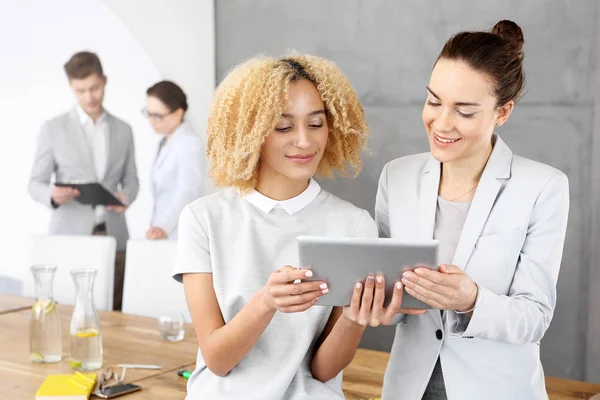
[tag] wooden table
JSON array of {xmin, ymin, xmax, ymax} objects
[
  {"xmin": 343, "ymin": 349, "xmax": 389, "ymax": 400},
  {"xmin": 92, "ymin": 350, "xmax": 388, "ymax": 399},
  {"xmin": 125, "ymin": 364, "xmax": 193, "ymax": 399},
  {"xmin": 101, "ymin": 349, "xmax": 600, "ymax": 400},
  {"xmin": 546, "ymin": 377, "xmax": 600, "ymax": 400},
  {"xmin": 1, "ymin": 298, "xmax": 599, "ymax": 399},
  {"xmin": 342, "ymin": 349, "xmax": 600, "ymax": 400},
  {"xmin": 0, "ymin": 293, "xmax": 34, "ymax": 314},
  {"xmin": 0, "ymin": 304, "xmax": 198, "ymax": 400}
]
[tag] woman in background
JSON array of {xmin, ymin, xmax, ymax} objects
[{"xmin": 143, "ymin": 80, "xmax": 205, "ymax": 240}]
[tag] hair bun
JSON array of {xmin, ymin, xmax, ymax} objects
[{"xmin": 491, "ymin": 20, "xmax": 524, "ymax": 51}]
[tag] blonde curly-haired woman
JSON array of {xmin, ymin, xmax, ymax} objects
[{"xmin": 172, "ymin": 54, "xmax": 420, "ymax": 399}]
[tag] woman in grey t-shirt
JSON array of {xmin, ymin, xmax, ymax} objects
[{"xmin": 173, "ymin": 54, "xmax": 420, "ymax": 399}]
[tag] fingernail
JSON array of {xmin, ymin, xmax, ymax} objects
[
  {"xmin": 367, "ymin": 276, "xmax": 374, "ymax": 283},
  {"xmin": 319, "ymin": 283, "xmax": 327, "ymax": 289},
  {"xmin": 376, "ymin": 275, "xmax": 383, "ymax": 284},
  {"xmin": 356, "ymin": 282, "xmax": 362, "ymax": 289},
  {"xmin": 322, "ymin": 288, "xmax": 329, "ymax": 294},
  {"xmin": 396, "ymin": 282, "xmax": 402, "ymax": 290},
  {"xmin": 305, "ymin": 270, "xmax": 313, "ymax": 277},
  {"xmin": 402, "ymin": 278, "xmax": 409, "ymax": 285}
]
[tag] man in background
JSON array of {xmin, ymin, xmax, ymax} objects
[{"xmin": 28, "ymin": 51, "xmax": 139, "ymax": 310}]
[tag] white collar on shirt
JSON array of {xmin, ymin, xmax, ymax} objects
[
  {"xmin": 76, "ymin": 105, "xmax": 106, "ymax": 126},
  {"xmin": 243, "ymin": 178, "xmax": 321, "ymax": 215}
]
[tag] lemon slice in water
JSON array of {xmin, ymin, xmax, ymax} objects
[
  {"xmin": 74, "ymin": 329, "xmax": 100, "ymax": 338},
  {"xmin": 69, "ymin": 358, "xmax": 82, "ymax": 368},
  {"xmin": 33, "ymin": 299, "xmax": 55, "ymax": 314},
  {"xmin": 30, "ymin": 352, "xmax": 45, "ymax": 363}
]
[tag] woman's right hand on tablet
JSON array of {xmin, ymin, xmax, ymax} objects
[
  {"xmin": 343, "ymin": 275, "xmax": 427, "ymax": 327},
  {"xmin": 260, "ymin": 265, "xmax": 328, "ymax": 313}
]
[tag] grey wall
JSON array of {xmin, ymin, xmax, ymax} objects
[
  {"xmin": 216, "ymin": 0, "xmax": 599, "ymax": 382},
  {"xmin": 588, "ymin": 3, "xmax": 600, "ymax": 383}
]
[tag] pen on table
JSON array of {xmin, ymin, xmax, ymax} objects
[
  {"xmin": 178, "ymin": 370, "xmax": 192, "ymax": 379},
  {"xmin": 118, "ymin": 364, "xmax": 162, "ymax": 370}
]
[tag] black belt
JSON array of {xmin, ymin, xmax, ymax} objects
[{"xmin": 92, "ymin": 222, "xmax": 107, "ymax": 234}]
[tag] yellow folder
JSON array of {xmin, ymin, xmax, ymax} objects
[{"xmin": 35, "ymin": 372, "xmax": 97, "ymax": 400}]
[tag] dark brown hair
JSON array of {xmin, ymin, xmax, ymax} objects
[
  {"xmin": 280, "ymin": 58, "xmax": 314, "ymax": 82},
  {"xmin": 64, "ymin": 51, "xmax": 104, "ymax": 80},
  {"xmin": 437, "ymin": 20, "xmax": 525, "ymax": 106},
  {"xmin": 146, "ymin": 80, "xmax": 188, "ymax": 114}
]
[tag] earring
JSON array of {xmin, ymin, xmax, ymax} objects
[{"xmin": 495, "ymin": 121, "xmax": 501, "ymax": 127}]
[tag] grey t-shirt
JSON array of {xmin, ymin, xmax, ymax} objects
[
  {"xmin": 173, "ymin": 186, "xmax": 378, "ymax": 400},
  {"xmin": 434, "ymin": 196, "xmax": 471, "ymax": 266}
]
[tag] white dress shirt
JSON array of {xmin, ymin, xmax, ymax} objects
[{"xmin": 76, "ymin": 106, "xmax": 108, "ymax": 224}]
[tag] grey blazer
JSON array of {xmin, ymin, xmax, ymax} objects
[
  {"xmin": 28, "ymin": 108, "xmax": 139, "ymax": 251},
  {"xmin": 376, "ymin": 135, "xmax": 569, "ymax": 399}
]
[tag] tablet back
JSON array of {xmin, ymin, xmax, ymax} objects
[{"xmin": 297, "ymin": 236, "xmax": 439, "ymax": 309}]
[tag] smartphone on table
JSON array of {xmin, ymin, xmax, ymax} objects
[{"xmin": 94, "ymin": 382, "xmax": 142, "ymax": 398}]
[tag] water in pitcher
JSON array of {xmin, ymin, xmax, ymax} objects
[
  {"xmin": 29, "ymin": 265, "xmax": 62, "ymax": 363},
  {"xmin": 70, "ymin": 328, "xmax": 102, "ymax": 370},
  {"xmin": 69, "ymin": 269, "xmax": 103, "ymax": 371}
]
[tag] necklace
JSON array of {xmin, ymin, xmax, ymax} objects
[{"xmin": 447, "ymin": 184, "xmax": 478, "ymax": 202}]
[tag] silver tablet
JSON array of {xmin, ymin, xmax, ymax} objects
[{"xmin": 297, "ymin": 236, "xmax": 439, "ymax": 309}]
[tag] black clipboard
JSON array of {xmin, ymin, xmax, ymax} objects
[{"xmin": 55, "ymin": 182, "xmax": 124, "ymax": 206}]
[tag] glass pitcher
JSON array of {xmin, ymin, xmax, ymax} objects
[
  {"xmin": 69, "ymin": 269, "xmax": 103, "ymax": 370},
  {"xmin": 29, "ymin": 264, "xmax": 62, "ymax": 363}
]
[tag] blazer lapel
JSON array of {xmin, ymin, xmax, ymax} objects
[
  {"xmin": 452, "ymin": 135, "xmax": 512, "ymax": 271},
  {"xmin": 418, "ymin": 157, "xmax": 443, "ymax": 327},
  {"xmin": 104, "ymin": 113, "xmax": 120, "ymax": 182},
  {"xmin": 68, "ymin": 109, "xmax": 96, "ymax": 179},
  {"xmin": 155, "ymin": 123, "xmax": 186, "ymax": 172},
  {"xmin": 153, "ymin": 136, "xmax": 172, "ymax": 172},
  {"xmin": 451, "ymin": 174, "xmax": 501, "ymax": 271},
  {"xmin": 418, "ymin": 157, "xmax": 441, "ymax": 240}
]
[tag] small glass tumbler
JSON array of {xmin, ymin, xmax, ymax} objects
[{"xmin": 157, "ymin": 313, "xmax": 185, "ymax": 342}]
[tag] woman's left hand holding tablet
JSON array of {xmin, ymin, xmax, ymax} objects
[{"xmin": 343, "ymin": 275, "xmax": 427, "ymax": 327}]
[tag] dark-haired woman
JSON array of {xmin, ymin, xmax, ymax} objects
[
  {"xmin": 376, "ymin": 20, "xmax": 569, "ymax": 399},
  {"xmin": 143, "ymin": 80, "xmax": 205, "ymax": 240}
]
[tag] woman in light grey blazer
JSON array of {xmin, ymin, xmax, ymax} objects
[
  {"xmin": 374, "ymin": 20, "xmax": 570, "ymax": 399},
  {"xmin": 143, "ymin": 81, "xmax": 205, "ymax": 240}
]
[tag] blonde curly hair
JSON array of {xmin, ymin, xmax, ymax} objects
[{"xmin": 207, "ymin": 53, "xmax": 369, "ymax": 192}]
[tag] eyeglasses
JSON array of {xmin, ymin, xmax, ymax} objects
[
  {"xmin": 141, "ymin": 107, "xmax": 174, "ymax": 122},
  {"xmin": 97, "ymin": 366, "xmax": 127, "ymax": 393}
]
